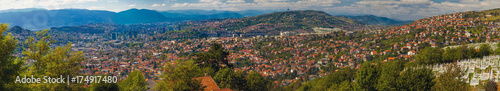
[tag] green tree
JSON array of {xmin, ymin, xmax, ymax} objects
[
  {"xmin": 155, "ymin": 60, "xmax": 204, "ymax": 91},
  {"xmin": 478, "ymin": 44, "xmax": 492, "ymax": 57},
  {"xmin": 194, "ymin": 43, "xmax": 232, "ymax": 72},
  {"xmin": 119, "ymin": 70, "xmax": 148, "ymax": 91},
  {"xmin": 90, "ymin": 75, "xmax": 119, "ymax": 91},
  {"xmin": 397, "ymin": 68, "xmax": 435, "ymax": 91},
  {"xmin": 431, "ymin": 64, "xmax": 469, "ymax": 91},
  {"xmin": 494, "ymin": 42, "xmax": 500, "ymax": 54},
  {"xmin": 376, "ymin": 61, "xmax": 404, "ymax": 91},
  {"xmin": 22, "ymin": 29, "xmax": 85, "ymax": 90},
  {"xmin": 415, "ymin": 47, "xmax": 443, "ymax": 65},
  {"xmin": 213, "ymin": 68, "xmax": 246, "ymax": 90},
  {"xmin": 356, "ymin": 62, "xmax": 378, "ymax": 91},
  {"xmin": 0, "ymin": 23, "xmax": 26, "ymax": 90},
  {"xmin": 246, "ymin": 71, "xmax": 269, "ymax": 91}
]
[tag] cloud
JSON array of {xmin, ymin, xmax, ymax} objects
[
  {"xmin": 128, "ymin": 4, "xmax": 136, "ymax": 7},
  {"xmin": 151, "ymin": 3, "xmax": 166, "ymax": 7},
  {"xmin": 356, "ymin": 0, "xmax": 431, "ymax": 5},
  {"xmin": 226, "ymin": 0, "xmax": 245, "ymax": 3},
  {"xmin": 200, "ymin": 0, "xmax": 224, "ymax": 3},
  {"xmin": 0, "ymin": 0, "xmax": 98, "ymax": 10},
  {"xmin": 107, "ymin": 0, "xmax": 119, "ymax": 3},
  {"xmin": 171, "ymin": 0, "xmax": 341, "ymax": 10}
]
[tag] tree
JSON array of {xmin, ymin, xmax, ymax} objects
[
  {"xmin": 246, "ymin": 71, "xmax": 270, "ymax": 91},
  {"xmin": 415, "ymin": 47, "xmax": 443, "ymax": 65},
  {"xmin": 356, "ymin": 62, "xmax": 378, "ymax": 91},
  {"xmin": 376, "ymin": 61, "xmax": 404, "ymax": 91},
  {"xmin": 90, "ymin": 75, "xmax": 119, "ymax": 91},
  {"xmin": 22, "ymin": 29, "xmax": 85, "ymax": 90},
  {"xmin": 213, "ymin": 68, "xmax": 246, "ymax": 90},
  {"xmin": 494, "ymin": 42, "xmax": 500, "ymax": 54},
  {"xmin": 478, "ymin": 44, "xmax": 492, "ymax": 57},
  {"xmin": 119, "ymin": 70, "xmax": 148, "ymax": 91},
  {"xmin": 397, "ymin": 68, "xmax": 435, "ymax": 91},
  {"xmin": 431, "ymin": 64, "xmax": 469, "ymax": 91},
  {"xmin": 155, "ymin": 60, "xmax": 204, "ymax": 91},
  {"xmin": 485, "ymin": 80, "xmax": 498, "ymax": 91},
  {"xmin": 0, "ymin": 23, "xmax": 26, "ymax": 90},
  {"xmin": 194, "ymin": 43, "xmax": 232, "ymax": 72}
]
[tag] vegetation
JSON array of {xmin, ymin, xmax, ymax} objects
[
  {"xmin": 118, "ymin": 70, "xmax": 148, "ymax": 91},
  {"xmin": 0, "ymin": 23, "xmax": 25, "ymax": 90},
  {"xmin": 194, "ymin": 43, "xmax": 232, "ymax": 72},
  {"xmin": 155, "ymin": 60, "xmax": 204, "ymax": 91},
  {"xmin": 89, "ymin": 75, "xmax": 119, "ymax": 91},
  {"xmin": 416, "ymin": 44, "xmax": 492, "ymax": 65}
]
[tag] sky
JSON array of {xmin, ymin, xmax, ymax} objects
[{"xmin": 0, "ymin": 0, "xmax": 499, "ymax": 20}]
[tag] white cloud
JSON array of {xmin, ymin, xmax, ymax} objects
[
  {"xmin": 171, "ymin": 0, "xmax": 340, "ymax": 10},
  {"xmin": 356, "ymin": 0, "xmax": 431, "ymax": 5},
  {"xmin": 226, "ymin": 0, "xmax": 245, "ymax": 3},
  {"xmin": 0, "ymin": 0, "xmax": 98, "ymax": 10},
  {"xmin": 200, "ymin": 0, "xmax": 224, "ymax": 3},
  {"xmin": 128, "ymin": 4, "xmax": 136, "ymax": 7},
  {"xmin": 151, "ymin": 3, "xmax": 166, "ymax": 7},
  {"xmin": 107, "ymin": 0, "xmax": 119, "ymax": 3}
]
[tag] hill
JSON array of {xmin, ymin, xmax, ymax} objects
[
  {"xmin": 190, "ymin": 10, "xmax": 364, "ymax": 34},
  {"xmin": 343, "ymin": 15, "xmax": 412, "ymax": 25},
  {"xmin": 0, "ymin": 9, "xmax": 115, "ymax": 30},
  {"xmin": 113, "ymin": 9, "xmax": 172, "ymax": 24},
  {"xmin": 0, "ymin": 8, "xmax": 251, "ymax": 30},
  {"xmin": 159, "ymin": 12, "xmax": 243, "ymax": 21},
  {"xmin": 6, "ymin": 26, "xmax": 32, "ymax": 34},
  {"xmin": 160, "ymin": 9, "xmax": 274, "ymax": 17}
]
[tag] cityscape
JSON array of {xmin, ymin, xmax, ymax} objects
[{"xmin": 1, "ymin": 0, "xmax": 500, "ymax": 91}]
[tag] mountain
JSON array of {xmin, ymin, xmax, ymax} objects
[
  {"xmin": 113, "ymin": 9, "xmax": 172, "ymax": 24},
  {"xmin": 6, "ymin": 26, "xmax": 32, "ymax": 34},
  {"xmin": 343, "ymin": 15, "xmax": 412, "ymax": 25},
  {"xmin": 0, "ymin": 8, "xmax": 46, "ymax": 13},
  {"xmin": 0, "ymin": 9, "xmax": 115, "ymax": 30},
  {"xmin": 161, "ymin": 9, "xmax": 275, "ymax": 17},
  {"xmin": 190, "ymin": 10, "xmax": 363, "ymax": 34},
  {"xmin": 159, "ymin": 11, "xmax": 243, "ymax": 21},
  {"xmin": 0, "ymin": 8, "xmax": 251, "ymax": 30}
]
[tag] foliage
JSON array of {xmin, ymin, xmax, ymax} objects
[
  {"xmin": 22, "ymin": 29, "xmax": 85, "ymax": 90},
  {"xmin": 431, "ymin": 64, "xmax": 469, "ymax": 91},
  {"xmin": 89, "ymin": 75, "xmax": 119, "ymax": 91},
  {"xmin": 376, "ymin": 61, "xmax": 404, "ymax": 91},
  {"xmin": 213, "ymin": 68, "xmax": 246, "ymax": 90},
  {"xmin": 194, "ymin": 43, "xmax": 232, "ymax": 72},
  {"xmin": 246, "ymin": 71, "xmax": 270, "ymax": 91},
  {"xmin": 119, "ymin": 70, "xmax": 148, "ymax": 91},
  {"xmin": 478, "ymin": 44, "xmax": 492, "ymax": 57},
  {"xmin": 356, "ymin": 62, "xmax": 378, "ymax": 91},
  {"xmin": 397, "ymin": 67, "xmax": 435, "ymax": 91},
  {"xmin": 297, "ymin": 68, "xmax": 355, "ymax": 91},
  {"xmin": 415, "ymin": 47, "xmax": 443, "ymax": 65},
  {"xmin": 0, "ymin": 23, "xmax": 26, "ymax": 90},
  {"xmin": 155, "ymin": 60, "xmax": 204, "ymax": 91}
]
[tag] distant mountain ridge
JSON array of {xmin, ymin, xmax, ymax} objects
[
  {"xmin": 0, "ymin": 8, "xmax": 249, "ymax": 30},
  {"xmin": 343, "ymin": 15, "xmax": 412, "ymax": 25},
  {"xmin": 6, "ymin": 26, "xmax": 32, "ymax": 34},
  {"xmin": 190, "ymin": 10, "xmax": 364, "ymax": 34}
]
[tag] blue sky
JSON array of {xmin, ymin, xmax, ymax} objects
[{"xmin": 0, "ymin": 0, "xmax": 499, "ymax": 20}]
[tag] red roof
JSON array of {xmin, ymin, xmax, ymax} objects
[
  {"xmin": 213, "ymin": 88, "xmax": 235, "ymax": 91},
  {"xmin": 193, "ymin": 76, "xmax": 220, "ymax": 91}
]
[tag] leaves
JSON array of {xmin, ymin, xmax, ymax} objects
[{"xmin": 119, "ymin": 70, "xmax": 148, "ymax": 91}]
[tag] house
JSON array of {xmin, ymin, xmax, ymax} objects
[
  {"xmin": 192, "ymin": 74, "xmax": 234, "ymax": 91},
  {"xmin": 408, "ymin": 50, "xmax": 417, "ymax": 56}
]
